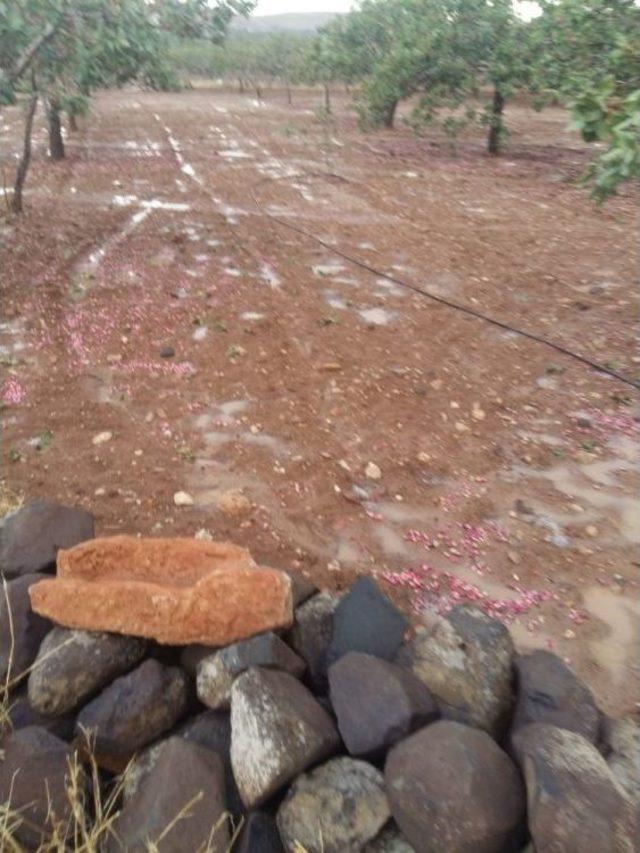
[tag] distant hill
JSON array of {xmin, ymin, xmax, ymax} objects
[{"xmin": 231, "ymin": 12, "xmax": 339, "ymax": 34}]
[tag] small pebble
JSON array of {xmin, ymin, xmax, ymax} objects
[
  {"xmin": 365, "ymin": 462, "xmax": 382, "ymax": 480},
  {"xmin": 92, "ymin": 431, "xmax": 113, "ymax": 445},
  {"xmin": 173, "ymin": 490, "xmax": 194, "ymax": 507}
]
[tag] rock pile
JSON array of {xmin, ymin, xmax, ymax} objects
[{"xmin": 0, "ymin": 500, "xmax": 637, "ymax": 852}]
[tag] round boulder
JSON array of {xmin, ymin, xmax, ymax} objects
[
  {"xmin": 277, "ymin": 757, "xmax": 390, "ymax": 853},
  {"xmin": 385, "ymin": 720, "xmax": 525, "ymax": 853}
]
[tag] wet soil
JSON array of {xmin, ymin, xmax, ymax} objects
[{"xmin": 1, "ymin": 86, "xmax": 638, "ymax": 716}]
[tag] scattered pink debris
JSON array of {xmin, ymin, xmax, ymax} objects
[
  {"xmin": 382, "ymin": 562, "xmax": 554, "ymax": 622},
  {"xmin": 405, "ymin": 521, "xmax": 508, "ymax": 575},
  {"xmin": 1, "ymin": 377, "xmax": 27, "ymax": 405},
  {"xmin": 569, "ymin": 608, "xmax": 590, "ymax": 625},
  {"xmin": 577, "ymin": 409, "xmax": 639, "ymax": 441}
]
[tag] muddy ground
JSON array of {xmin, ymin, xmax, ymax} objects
[{"xmin": 1, "ymin": 86, "xmax": 638, "ymax": 717}]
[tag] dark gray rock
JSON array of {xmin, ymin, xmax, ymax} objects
[
  {"xmin": 328, "ymin": 651, "xmax": 438, "ymax": 757},
  {"xmin": 277, "ymin": 757, "xmax": 390, "ymax": 853},
  {"xmin": 179, "ymin": 643, "xmax": 218, "ymax": 675},
  {"xmin": 179, "ymin": 710, "xmax": 243, "ymax": 817},
  {"xmin": 513, "ymin": 723, "xmax": 636, "ymax": 853},
  {"xmin": 385, "ymin": 720, "xmax": 525, "ymax": 853},
  {"xmin": 283, "ymin": 569, "xmax": 318, "ymax": 607},
  {"xmin": 0, "ymin": 500, "xmax": 94, "ymax": 578},
  {"xmin": 397, "ymin": 606, "xmax": 515, "ymax": 736},
  {"xmin": 76, "ymin": 659, "xmax": 188, "ymax": 756},
  {"xmin": 512, "ymin": 650, "xmax": 600, "ymax": 744},
  {"xmin": 230, "ymin": 666, "xmax": 340, "ymax": 809},
  {"xmin": 159, "ymin": 345, "xmax": 175, "ymax": 358},
  {"xmin": 235, "ymin": 812, "xmax": 284, "ymax": 853},
  {"xmin": 197, "ymin": 631, "xmax": 305, "ymax": 710},
  {"xmin": 123, "ymin": 709, "xmax": 244, "ymax": 819},
  {"xmin": 0, "ymin": 572, "xmax": 50, "ymax": 684},
  {"xmin": 0, "ymin": 726, "xmax": 85, "ymax": 849},
  {"xmin": 600, "ymin": 716, "xmax": 640, "ymax": 809},
  {"xmin": 7, "ymin": 691, "xmax": 75, "ymax": 740},
  {"xmin": 288, "ymin": 591, "xmax": 340, "ymax": 692},
  {"xmin": 28, "ymin": 628, "xmax": 146, "ymax": 715},
  {"xmin": 328, "ymin": 577, "xmax": 408, "ymax": 666},
  {"xmin": 108, "ymin": 736, "xmax": 229, "ymax": 852},
  {"xmin": 365, "ymin": 824, "xmax": 416, "ymax": 852}
]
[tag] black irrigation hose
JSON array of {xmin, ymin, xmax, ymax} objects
[{"xmin": 250, "ymin": 186, "xmax": 639, "ymax": 391}]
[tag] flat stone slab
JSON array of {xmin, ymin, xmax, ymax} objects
[{"xmin": 29, "ymin": 536, "xmax": 293, "ymax": 645}]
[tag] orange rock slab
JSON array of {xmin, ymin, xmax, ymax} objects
[{"xmin": 29, "ymin": 536, "xmax": 293, "ymax": 646}]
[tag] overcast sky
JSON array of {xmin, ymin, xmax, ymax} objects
[{"xmin": 252, "ymin": 0, "xmax": 541, "ymax": 19}]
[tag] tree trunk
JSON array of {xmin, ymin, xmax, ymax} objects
[
  {"xmin": 48, "ymin": 99, "xmax": 65, "ymax": 160},
  {"xmin": 11, "ymin": 90, "xmax": 38, "ymax": 214},
  {"xmin": 255, "ymin": 84, "xmax": 263, "ymax": 101},
  {"xmin": 237, "ymin": 78, "xmax": 244, "ymax": 93},
  {"xmin": 286, "ymin": 83, "xmax": 292, "ymax": 106},
  {"xmin": 383, "ymin": 99, "xmax": 398, "ymax": 129},
  {"xmin": 68, "ymin": 110, "xmax": 78, "ymax": 132},
  {"xmin": 487, "ymin": 86, "xmax": 505, "ymax": 156},
  {"xmin": 324, "ymin": 83, "xmax": 331, "ymax": 115}
]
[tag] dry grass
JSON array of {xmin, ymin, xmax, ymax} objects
[{"xmin": 0, "ymin": 482, "xmax": 22, "ymax": 520}]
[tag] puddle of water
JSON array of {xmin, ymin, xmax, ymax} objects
[
  {"xmin": 324, "ymin": 292, "xmax": 347, "ymax": 310},
  {"xmin": 219, "ymin": 400, "xmax": 249, "ymax": 419},
  {"xmin": 375, "ymin": 278, "xmax": 405, "ymax": 297},
  {"xmin": 583, "ymin": 586, "xmax": 640, "ymax": 677},
  {"xmin": 334, "ymin": 536, "xmax": 363, "ymax": 565},
  {"xmin": 260, "ymin": 263, "xmax": 281, "ymax": 289},
  {"xmin": 243, "ymin": 432, "xmax": 290, "ymax": 457},
  {"xmin": 373, "ymin": 501, "xmax": 435, "ymax": 524},
  {"xmin": 217, "ymin": 203, "xmax": 248, "ymax": 225},
  {"xmin": 219, "ymin": 149, "xmax": 253, "ymax": 160},
  {"xmin": 517, "ymin": 430, "xmax": 565, "ymax": 447},
  {"xmin": 358, "ymin": 307, "xmax": 396, "ymax": 326},
  {"xmin": 536, "ymin": 376, "xmax": 558, "ymax": 390},
  {"xmin": 512, "ymin": 459, "xmax": 640, "ymax": 545},
  {"xmin": 192, "ymin": 326, "xmax": 208, "ymax": 342},
  {"xmin": 374, "ymin": 524, "xmax": 412, "ymax": 558},
  {"xmin": 312, "ymin": 263, "xmax": 346, "ymax": 278},
  {"xmin": 292, "ymin": 182, "xmax": 315, "ymax": 202}
]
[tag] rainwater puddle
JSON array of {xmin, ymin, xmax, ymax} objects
[
  {"xmin": 312, "ymin": 262, "xmax": 346, "ymax": 278},
  {"xmin": 512, "ymin": 456, "xmax": 640, "ymax": 545},
  {"xmin": 358, "ymin": 307, "xmax": 396, "ymax": 326},
  {"xmin": 324, "ymin": 292, "xmax": 347, "ymax": 311},
  {"xmin": 260, "ymin": 263, "xmax": 281, "ymax": 288},
  {"xmin": 219, "ymin": 149, "xmax": 253, "ymax": 160},
  {"xmin": 375, "ymin": 279, "xmax": 405, "ymax": 298},
  {"xmin": 583, "ymin": 587, "xmax": 640, "ymax": 677},
  {"xmin": 192, "ymin": 326, "xmax": 208, "ymax": 342}
]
